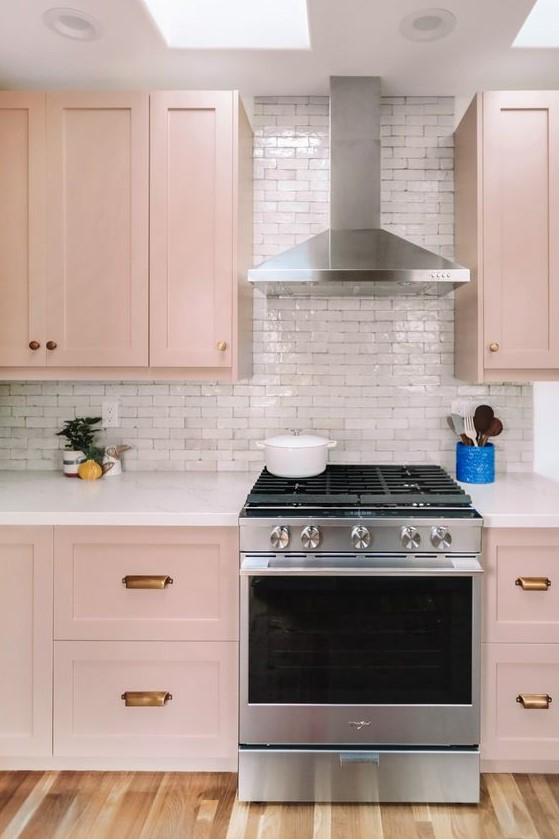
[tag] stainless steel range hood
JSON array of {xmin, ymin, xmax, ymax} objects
[{"xmin": 248, "ymin": 77, "xmax": 469, "ymax": 297}]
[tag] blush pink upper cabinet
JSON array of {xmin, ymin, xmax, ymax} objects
[
  {"xmin": 46, "ymin": 92, "xmax": 149, "ymax": 367},
  {"xmin": 0, "ymin": 93, "xmax": 46, "ymax": 367},
  {"xmin": 454, "ymin": 91, "xmax": 559, "ymax": 382},
  {"xmin": 149, "ymin": 91, "xmax": 252, "ymax": 379},
  {"xmin": 0, "ymin": 91, "xmax": 149, "ymax": 369}
]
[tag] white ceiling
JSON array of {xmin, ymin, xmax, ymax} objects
[{"xmin": 0, "ymin": 0, "xmax": 557, "ymax": 104}]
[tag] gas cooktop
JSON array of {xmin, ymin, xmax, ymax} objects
[{"xmin": 244, "ymin": 464, "xmax": 472, "ymax": 511}]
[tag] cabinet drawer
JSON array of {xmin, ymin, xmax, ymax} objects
[
  {"xmin": 53, "ymin": 640, "xmax": 238, "ymax": 758},
  {"xmin": 54, "ymin": 526, "xmax": 238, "ymax": 641},
  {"xmin": 483, "ymin": 529, "xmax": 559, "ymax": 643},
  {"xmin": 482, "ymin": 643, "xmax": 559, "ymax": 762}
]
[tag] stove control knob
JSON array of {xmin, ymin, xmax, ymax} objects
[
  {"xmin": 270, "ymin": 525, "xmax": 290, "ymax": 550},
  {"xmin": 431, "ymin": 526, "xmax": 452, "ymax": 550},
  {"xmin": 400, "ymin": 526, "xmax": 421, "ymax": 550},
  {"xmin": 351, "ymin": 525, "xmax": 371, "ymax": 550},
  {"xmin": 301, "ymin": 525, "xmax": 322, "ymax": 550}
]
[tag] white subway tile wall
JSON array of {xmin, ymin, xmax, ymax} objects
[{"xmin": 0, "ymin": 96, "xmax": 532, "ymax": 474}]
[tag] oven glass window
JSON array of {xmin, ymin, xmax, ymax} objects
[{"xmin": 248, "ymin": 576, "xmax": 473, "ymax": 705}]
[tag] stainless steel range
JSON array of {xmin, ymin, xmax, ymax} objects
[{"xmin": 238, "ymin": 464, "xmax": 483, "ymax": 804}]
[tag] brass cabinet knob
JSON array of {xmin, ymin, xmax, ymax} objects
[
  {"xmin": 28, "ymin": 340, "xmax": 41, "ymax": 351},
  {"xmin": 46, "ymin": 340, "xmax": 57, "ymax": 350},
  {"xmin": 489, "ymin": 342, "xmax": 500, "ymax": 353},
  {"xmin": 217, "ymin": 341, "xmax": 228, "ymax": 352}
]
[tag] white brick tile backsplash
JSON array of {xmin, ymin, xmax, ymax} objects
[{"xmin": 0, "ymin": 95, "xmax": 532, "ymax": 474}]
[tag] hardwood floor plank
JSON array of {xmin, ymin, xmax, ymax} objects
[
  {"xmin": 357, "ymin": 803, "xmax": 384, "ymax": 839},
  {"xmin": 224, "ymin": 797, "xmax": 251, "ymax": 839},
  {"xmin": 0, "ymin": 771, "xmax": 558, "ymax": 839},
  {"xmin": 379, "ymin": 804, "xmax": 423, "ymax": 839},
  {"xmin": 513, "ymin": 775, "xmax": 559, "ymax": 839},
  {"xmin": 0, "ymin": 772, "xmax": 47, "ymax": 835},
  {"xmin": 278, "ymin": 804, "xmax": 314, "ymax": 839},
  {"xmin": 312, "ymin": 803, "xmax": 331, "ymax": 839},
  {"xmin": 48, "ymin": 771, "xmax": 135, "ymax": 839},
  {"xmin": 255, "ymin": 803, "xmax": 282, "ymax": 839},
  {"xmin": 485, "ymin": 773, "xmax": 540, "ymax": 839},
  {"xmin": 0, "ymin": 771, "xmax": 58, "ymax": 839}
]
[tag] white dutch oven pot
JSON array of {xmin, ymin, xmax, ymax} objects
[{"xmin": 256, "ymin": 432, "xmax": 337, "ymax": 478}]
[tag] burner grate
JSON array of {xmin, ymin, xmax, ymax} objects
[{"xmin": 246, "ymin": 464, "xmax": 472, "ymax": 508}]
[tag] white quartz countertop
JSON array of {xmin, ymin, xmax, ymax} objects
[
  {"xmin": 460, "ymin": 472, "xmax": 559, "ymax": 528},
  {"xmin": 0, "ymin": 470, "xmax": 558, "ymax": 528},
  {"xmin": 0, "ymin": 471, "xmax": 256, "ymax": 526}
]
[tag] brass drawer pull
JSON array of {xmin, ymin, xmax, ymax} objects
[
  {"xmin": 121, "ymin": 691, "xmax": 172, "ymax": 707},
  {"xmin": 217, "ymin": 340, "xmax": 228, "ymax": 352},
  {"xmin": 516, "ymin": 693, "xmax": 552, "ymax": 710},
  {"xmin": 515, "ymin": 576, "xmax": 551, "ymax": 591},
  {"xmin": 489, "ymin": 342, "xmax": 500, "ymax": 352},
  {"xmin": 122, "ymin": 575, "xmax": 174, "ymax": 589}
]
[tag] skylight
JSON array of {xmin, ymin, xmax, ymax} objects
[
  {"xmin": 513, "ymin": 0, "xmax": 559, "ymax": 47},
  {"xmin": 140, "ymin": 0, "xmax": 310, "ymax": 50}
]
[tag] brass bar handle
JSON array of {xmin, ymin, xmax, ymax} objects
[
  {"xmin": 122, "ymin": 575, "xmax": 174, "ymax": 589},
  {"xmin": 121, "ymin": 691, "xmax": 172, "ymax": 707},
  {"xmin": 516, "ymin": 693, "xmax": 552, "ymax": 710},
  {"xmin": 515, "ymin": 576, "xmax": 551, "ymax": 591}
]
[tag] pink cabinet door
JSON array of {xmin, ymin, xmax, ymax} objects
[
  {"xmin": 482, "ymin": 643, "xmax": 559, "ymax": 762},
  {"xmin": 46, "ymin": 92, "xmax": 149, "ymax": 366},
  {"xmin": 0, "ymin": 92, "xmax": 46, "ymax": 366},
  {"xmin": 0, "ymin": 526, "xmax": 53, "ymax": 756},
  {"xmin": 482, "ymin": 91, "xmax": 559, "ymax": 370},
  {"xmin": 54, "ymin": 526, "xmax": 238, "ymax": 641},
  {"xmin": 483, "ymin": 528, "xmax": 559, "ymax": 643},
  {"xmin": 149, "ymin": 91, "xmax": 234, "ymax": 370},
  {"xmin": 53, "ymin": 640, "xmax": 238, "ymax": 762}
]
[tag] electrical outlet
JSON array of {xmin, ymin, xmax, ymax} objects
[{"xmin": 102, "ymin": 401, "xmax": 119, "ymax": 428}]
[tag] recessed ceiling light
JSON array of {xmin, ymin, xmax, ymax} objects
[
  {"xmin": 399, "ymin": 8, "xmax": 456, "ymax": 42},
  {"xmin": 43, "ymin": 7, "xmax": 103, "ymax": 41}
]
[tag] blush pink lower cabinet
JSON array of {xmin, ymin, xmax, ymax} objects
[
  {"xmin": 454, "ymin": 91, "xmax": 559, "ymax": 383},
  {"xmin": 53, "ymin": 641, "xmax": 237, "ymax": 761},
  {"xmin": 0, "ymin": 527, "xmax": 53, "ymax": 757},
  {"xmin": 482, "ymin": 528, "xmax": 559, "ymax": 771},
  {"xmin": 54, "ymin": 525, "xmax": 238, "ymax": 770}
]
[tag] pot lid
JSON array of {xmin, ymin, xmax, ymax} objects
[{"xmin": 263, "ymin": 433, "xmax": 331, "ymax": 448}]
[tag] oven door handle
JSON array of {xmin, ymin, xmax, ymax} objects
[{"xmin": 240, "ymin": 559, "xmax": 483, "ymax": 576}]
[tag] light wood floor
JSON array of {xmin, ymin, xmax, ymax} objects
[{"xmin": 1, "ymin": 771, "xmax": 559, "ymax": 838}]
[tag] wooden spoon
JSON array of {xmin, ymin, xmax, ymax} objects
[
  {"xmin": 480, "ymin": 417, "xmax": 503, "ymax": 446},
  {"xmin": 474, "ymin": 404, "xmax": 494, "ymax": 441}
]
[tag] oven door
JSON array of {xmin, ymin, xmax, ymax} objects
[{"xmin": 240, "ymin": 554, "xmax": 482, "ymax": 747}]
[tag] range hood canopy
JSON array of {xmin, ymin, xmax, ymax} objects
[{"xmin": 248, "ymin": 77, "xmax": 469, "ymax": 297}]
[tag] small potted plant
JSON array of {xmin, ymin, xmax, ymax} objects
[{"xmin": 57, "ymin": 416, "xmax": 103, "ymax": 477}]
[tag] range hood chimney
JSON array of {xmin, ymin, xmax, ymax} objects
[{"xmin": 248, "ymin": 77, "xmax": 469, "ymax": 297}]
